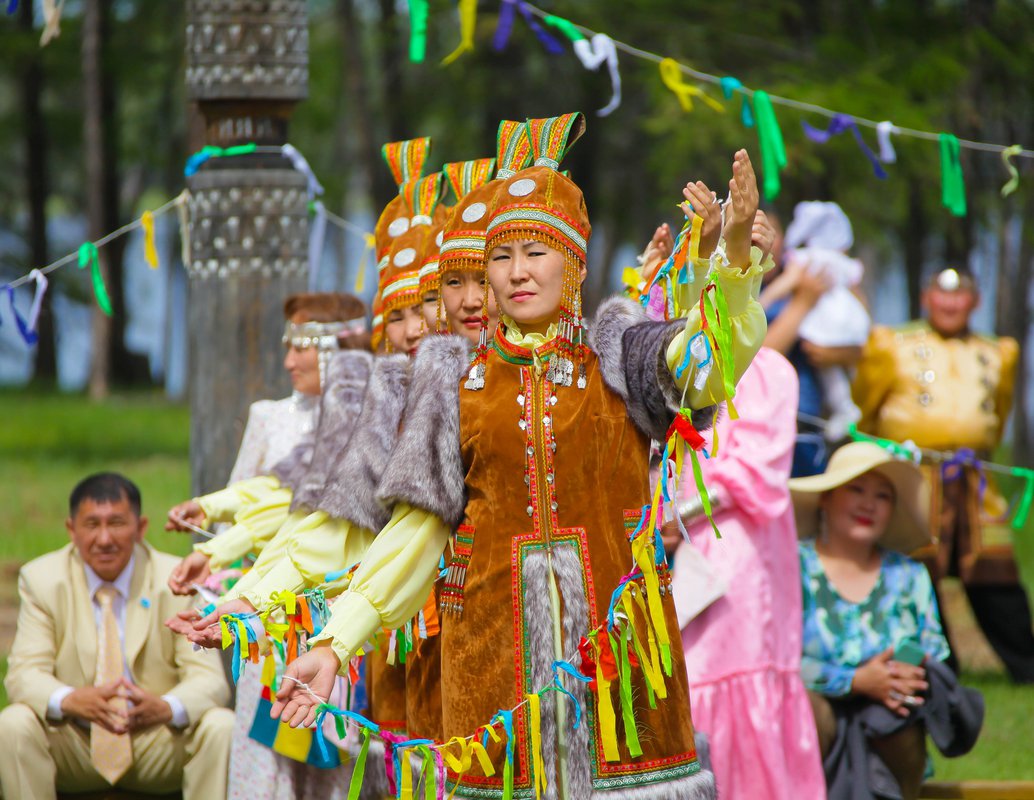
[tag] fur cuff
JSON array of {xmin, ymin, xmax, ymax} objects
[
  {"xmin": 315, "ymin": 354, "xmax": 411, "ymax": 531},
  {"xmin": 589, "ymin": 296, "xmax": 716, "ymax": 442},
  {"xmin": 376, "ymin": 335, "xmax": 471, "ymax": 530},
  {"xmin": 292, "ymin": 351, "xmax": 375, "ymax": 510}
]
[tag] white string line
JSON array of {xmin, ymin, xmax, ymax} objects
[
  {"xmin": 170, "ymin": 513, "xmax": 216, "ymax": 539},
  {"xmin": 797, "ymin": 410, "xmax": 1022, "ymax": 477},
  {"xmin": 3, "ymin": 193, "xmax": 187, "ymax": 290},
  {"xmin": 320, "ymin": 205, "xmax": 376, "ymax": 240},
  {"xmin": 520, "ymin": 2, "xmax": 1034, "ymax": 159}
]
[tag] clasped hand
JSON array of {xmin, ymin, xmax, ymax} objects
[{"xmin": 61, "ymin": 678, "xmax": 172, "ymax": 733}]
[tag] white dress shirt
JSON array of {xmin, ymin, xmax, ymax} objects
[{"xmin": 45, "ymin": 556, "xmax": 189, "ymax": 728}]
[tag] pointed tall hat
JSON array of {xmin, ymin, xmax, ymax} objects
[
  {"xmin": 484, "ymin": 113, "xmax": 589, "ymax": 264},
  {"xmin": 373, "ymin": 137, "xmax": 433, "ymax": 265},
  {"xmin": 420, "ymin": 157, "xmax": 497, "ymax": 296},
  {"xmin": 380, "ymin": 171, "xmax": 446, "ymax": 315},
  {"xmin": 438, "ymin": 121, "xmax": 534, "ymax": 275}
]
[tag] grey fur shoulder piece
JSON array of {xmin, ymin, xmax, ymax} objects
[
  {"xmin": 376, "ymin": 334, "xmax": 471, "ymax": 530},
  {"xmin": 589, "ymin": 295, "xmax": 717, "ymax": 442},
  {"xmin": 289, "ymin": 350, "xmax": 375, "ymax": 511},
  {"xmin": 268, "ymin": 437, "xmax": 315, "ymax": 491},
  {"xmin": 314, "ymin": 353, "xmax": 411, "ymax": 530}
]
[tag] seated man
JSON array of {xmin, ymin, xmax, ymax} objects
[{"xmin": 0, "ymin": 473, "xmax": 233, "ymax": 800}]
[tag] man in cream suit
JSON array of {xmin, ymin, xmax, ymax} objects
[{"xmin": 0, "ymin": 473, "xmax": 233, "ymax": 799}]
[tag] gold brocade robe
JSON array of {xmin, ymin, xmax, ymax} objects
[
  {"xmin": 442, "ymin": 330, "xmax": 702, "ymax": 798},
  {"xmin": 852, "ymin": 321, "xmax": 1020, "ymax": 583}
]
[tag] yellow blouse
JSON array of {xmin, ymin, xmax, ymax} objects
[
  {"xmin": 311, "ymin": 250, "xmax": 769, "ymax": 669},
  {"xmin": 194, "ymin": 486, "xmax": 294, "ymax": 570},
  {"xmin": 196, "ymin": 475, "xmax": 282, "ymax": 524}
]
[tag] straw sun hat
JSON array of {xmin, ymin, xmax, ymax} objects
[{"xmin": 788, "ymin": 441, "xmax": 931, "ymax": 554}]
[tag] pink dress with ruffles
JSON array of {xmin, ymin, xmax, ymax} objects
[{"xmin": 673, "ymin": 347, "xmax": 825, "ymax": 800}]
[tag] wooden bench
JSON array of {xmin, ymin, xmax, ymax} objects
[{"xmin": 921, "ymin": 783, "xmax": 1034, "ymax": 799}]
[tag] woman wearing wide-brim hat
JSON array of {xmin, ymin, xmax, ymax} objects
[{"xmin": 791, "ymin": 441, "xmax": 952, "ymax": 800}]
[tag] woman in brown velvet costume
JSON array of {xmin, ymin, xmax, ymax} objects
[{"xmin": 274, "ymin": 113, "xmax": 769, "ymax": 800}]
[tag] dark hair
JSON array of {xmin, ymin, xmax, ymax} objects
[
  {"xmin": 283, "ymin": 292, "xmax": 373, "ymax": 352},
  {"xmin": 69, "ymin": 473, "xmax": 142, "ymax": 518}
]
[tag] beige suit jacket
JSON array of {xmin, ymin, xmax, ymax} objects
[{"xmin": 4, "ymin": 542, "xmax": 229, "ymax": 727}]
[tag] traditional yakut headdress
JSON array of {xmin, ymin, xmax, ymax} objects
[
  {"xmin": 378, "ymin": 172, "xmax": 446, "ymax": 346},
  {"xmin": 465, "ymin": 113, "xmax": 588, "ymax": 389},
  {"xmin": 371, "ymin": 138, "xmax": 432, "ymax": 350}
]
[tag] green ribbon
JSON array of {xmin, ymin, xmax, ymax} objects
[
  {"xmin": 613, "ymin": 628, "xmax": 643, "ymax": 758},
  {"xmin": 77, "ymin": 242, "xmax": 113, "ymax": 316},
  {"xmin": 347, "ymin": 728, "xmax": 371, "ymax": 800},
  {"xmin": 846, "ymin": 424, "xmax": 919, "ymax": 462},
  {"xmin": 543, "ymin": 13, "xmax": 585, "ymax": 42},
  {"xmin": 409, "ymin": 0, "xmax": 429, "ymax": 62},
  {"xmin": 939, "ymin": 133, "xmax": 967, "ymax": 217},
  {"xmin": 753, "ymin": 91, "xmax": 787, "ymax": 202},
  {"xmin": 1001, "ymin": 144, "xmax": 1022, "ymax": 198},
  {"xmin": 1011, "ymin": 467, "xmax": 1034, "ymax": 531}
]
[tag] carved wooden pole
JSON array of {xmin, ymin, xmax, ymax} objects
[{"xmin": 185, "ymin": 0, "xmax": 309, "ymax": 495}]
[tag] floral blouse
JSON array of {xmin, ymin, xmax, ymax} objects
[{"xmin": 799, "ymin": 538, "xmax": 951, "ymax": 696}]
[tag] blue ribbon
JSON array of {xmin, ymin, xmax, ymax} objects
[
  {"xmin": 552, "ymin": 661, "xmax": 590, "ymax": 729},
  {"xmin": 720, "ymin": 76, "xmax": 754, "ymax": 127},
  {"xmin": 801, "ymin": 114, "xmax": 888, "ymax": 179},
  {"xmin": 184, "ymin": 146, "xmax": 220, "ymax": 177},
  {"xmin": 2, "ymin": 285, "xmax": 39, "ymax": 345},
  {"xmin": 5, "ymin": 0, "xmax": 18, "ymax": 15},
  {"xmin": 314, "ymin": 706, "xmax": 380, "ymax": 763},
  {"xmin": 941, "ymin": 447, "xmax": 987, "ymax": 499}
]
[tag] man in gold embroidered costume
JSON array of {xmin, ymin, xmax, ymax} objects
[{"xmin": 852, "ymin": 268, "xmax": 1034, "ymax": 682}]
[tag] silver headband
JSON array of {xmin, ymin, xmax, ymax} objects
[{"xmin": 282, "ymin": 317, "xmax": 368, "ymax": 351}]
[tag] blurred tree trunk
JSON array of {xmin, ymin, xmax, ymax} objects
[
  {"xmin": 17, "ymin": 0, "xmax": 55, "ymax": 382},
  {"xmin": 338, "ymin": 0, "xmax": 378, "ymax": 202},
  {"xmin": 83, "ymin": 0, "xmax": 139, "ymax": 398},
  {"xmin": 904, "ymin": 182, "xmax": 925, "ymax": 319}
]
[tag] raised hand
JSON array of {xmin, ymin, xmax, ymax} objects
[
  {"xmin": 168, "ymin": 551, "xmax": 212, "ymax": 596},
  {"xmin": 642, "ymin": 223, "xmax": 674, "ymax": 272},
  {"xmin": 681, "ymin": 180, "xmax": 722, "ymax": 259},
  {"xmin": 165, "ymin": 607, "xmax": 204, "ymax": 636},
  {"xmin": 721, "ymin": 150, "xmax": 760, "ymax": 270},
  {"xmin": 752, "ymin": 210, "xmax": 776, "ymax": 261},
  {"xmin": 271, "ymin": 645, "xmax": 342, "ymax": 728},
  {"xmin": 166, "ymin": 500, "xmax": 205, "ymax": 532}
]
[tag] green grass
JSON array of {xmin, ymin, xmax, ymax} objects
[{"xmin": 0, "ymin": 387, "xmax": 193, "ymax": 563}]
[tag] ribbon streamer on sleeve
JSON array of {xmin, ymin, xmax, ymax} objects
[
  {"xmin": 441, "ymin": 0, "xmax": 477, "ymax": 64},
  {"xmin": 572, "ymin": 33, "xmax": 622, "ymax": 116},
  {"xmin": 658, "ymin": 58, "xmax": 725, "ymax": 114},
  {"xmin": 408, "ymin": 0, "xmax": 429, "ymax": 63},
  {"xmin": 801, "ymin": 113, "xmax": 888, "ymax": 179},
  {"xmin": 1000, "ymin": 144, "xmax": 1022, "ymax": 198},
  {"xmin": 876, "ymin": 121, "xmax": 898, "ymax": 164},
  {"xmin": 753, "ymin": 91, "xmax": 787, "ymax": 202},
  {"xmin": 720, "ymin": 76, "xmax": 754, "ymax": 128},
  {"xmin": 939, "ymin": 132, "xmax": 968, "ymax": 217},
  {"xmin": 77, "ymin": 242, "xmax": 113, "ymax": 316},
  {"xmin": 140, "ymin": 210, "xmax": 159, "ymax": 269}
]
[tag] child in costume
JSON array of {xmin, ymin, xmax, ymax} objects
[
  {"xmin": 274, "ymin": 113, "xmax": 768, "ymax": 800},
  {"xmin": 765, "ymin": 200, "xmax": 870, "ymax": 440}
]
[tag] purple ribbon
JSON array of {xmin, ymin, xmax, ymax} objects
[
  {"xmin": 802, "ymin": 113, "xmax": 888, "ymax": 179},
  {"xmin": 2, "ymin": 285, "xmax": 39, "ymax": 346},
  {"xmin": 493, "ymin": 0, "xmax": 564, "ymax": 54},
  {"xmin": 941, "ymin": 447, "xmax": 987, "ymax": 499}
]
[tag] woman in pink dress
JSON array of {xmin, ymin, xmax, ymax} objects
[{"xmin": 668, "ymin": 346, "xmax": 825, "ymax": 799}]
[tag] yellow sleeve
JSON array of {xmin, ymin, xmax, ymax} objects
[
  {"xmin": 196, "ymin": 475, "xmax": 281, "ymax": 525},
  {"xmin": 220, "ymin": 510, "xmax": 309, "ymax": 603},
  {"xmin": 995, "ymin": 336, "xmax": 1019, "ymax": 442},
  {"xmin": 194, "ymin": 486, "xmax": 293, "ymax": 570},
  {"xmin": 666, "ymin": 246, "xmax": 769, "ymax": 407},
  {"xmin": 851, "ymin": 326, "xmax": 897, "ymax": 435},
  {"xmin": 309, "ymin": 503, "xmax": 450, "ymax": 671},
  {"xmin": 287, "ymin": 518, "xmax": 376, "ymax": 588}
]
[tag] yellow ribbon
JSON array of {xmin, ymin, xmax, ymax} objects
[
  {"xmin": 399, "ymin": 749, "xmax": 414, "ymax": 800},
  {"xmin": 594, "ymin": 637, "xmax": 621, "ymax": 762},
  {"xmin": 219, "ymin": 617, "xmax": 232, "ymax": 649},
  {"xmin": 260, "ymin": 652, "xmax": 277, "ymax": 687},
  {"xmin": 659, "ymin": 58, "xmax": 725, "ymax": 114},
  {"xmin": 1001, "ymin": 144, "xmax": 1023, "ymax": 198},
  {"xmin": 441, "ymin": 0, "xmax": 477, "ymax": 65},
  {"xmin": 141, "ymin": 210, "xmax": 159, "ymax": 269},
  {"xmin": 356, "ymin": 234, "xmax": 375, "ymax": 292},
  {"xmin": 526, "ymin": 694, "xmax": 547, "ymax": 799}
]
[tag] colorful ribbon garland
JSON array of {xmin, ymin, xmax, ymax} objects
[
  {"xmin": 801, "ymin": 113, "xmax": 888, "ymax": 179},
  {"xmin": 77, "ymin": 242, "xmax": 113, "ymax": 316},
  {"xmin": 658, "ymin": 58, "xmax": 725, "ymax": 113},
  {"xmin": 939, "ymin": 132, "xmax": 968, "ymax": 217}
]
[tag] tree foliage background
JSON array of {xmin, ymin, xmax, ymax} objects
[{"xmin": 0, "ymin": 0, "xmax": 1032, "ymax": 460}]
